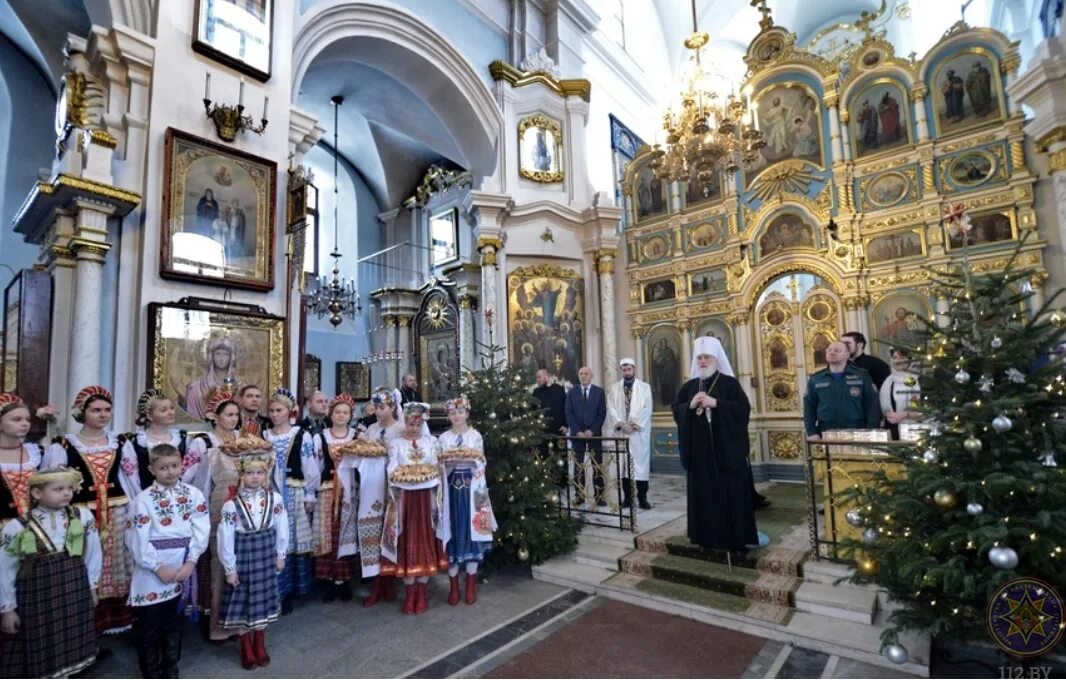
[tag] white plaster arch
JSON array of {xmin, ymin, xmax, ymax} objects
[{"xmin": 291, "ymin": 0, "xmax": 502, "ymax": 183}]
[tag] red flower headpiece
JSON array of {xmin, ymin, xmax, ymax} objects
[
  {"xmin": 329, "ymin": 393, "xmax": 356, "ymax": 411},
  {"xmin": 204, "ymin": 388, "xmax": 237, "ymax": 420},
  {"xmin": 0, "ymin": 393, "xmax": 24, "ymax": 409}
]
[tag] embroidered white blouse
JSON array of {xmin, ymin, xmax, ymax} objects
[
  {"xmin": 364, "ymin": 421, "xmax": 406, "ymax": 447},
  {"xmin": 217, "ymin": 487, "xmax": 289, "ymax": 574},
  {"xmin": 0, "ymin": 506, "xmax": 102, "ymax": 612},
  {"xmin": 386, "ymin": 434, "xmax": 440, "ymax": 476},
  {"xmin": 263, "ymin": 427, "xmax": 320, "ymax": 502},
  {"xmin": 43, "ymin": 432, "xmax": 140, "ymax": 502},
  {"xmin": 125, "ymin": 482, "xmax": 210, "ymax": 607},
  {"xmin": 181, "ymin": 430, "xmax": 238, "ymax": 498},
  {"xmin": 122, "ymin": 429, "xmax": 186, "ymax": 492}
]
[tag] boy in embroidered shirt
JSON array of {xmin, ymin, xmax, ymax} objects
[
  {"xmin": 126, "ymin": 444, "xmax": 209, "ymax": 678},
  {"xmin": 0, "ymin": 467, "xmax": 101, "ymax": 678}
]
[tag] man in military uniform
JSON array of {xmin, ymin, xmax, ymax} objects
[{"xmin": 804, "ymin": 340, "xmax": 881, "ymax": 439}]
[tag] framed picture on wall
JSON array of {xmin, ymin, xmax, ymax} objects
[
  {"xmin": 193, "ymin": 0, "xmax": 274, "ymax": 82},
  {"xmin": 336, "ymin": 361, "xmax": 369, "ymax": 400},
  {"xmin": 161, "ymin": 128, "xmax": 277, "ymax": 291},
  {"xmin": 147, "ymin": 298, "xmax": 286, "ymax": 427},
  {"xmin": 429, "ymin": 208, "xmax": 459, "ymax": 267},
  {"xmin": 302, "ymin": 354, "xmax": 321, "ymax": 400}
]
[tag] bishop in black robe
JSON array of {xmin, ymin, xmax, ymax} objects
[{"xmin": 672, "ymin": 370, "xmax": 758, "ymax": 552}]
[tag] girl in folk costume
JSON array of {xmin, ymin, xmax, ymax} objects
[
  {"xmin": 123, "ymin": 389, "xmax": 189, "ymax": 493},
  {"xmin": 262, "ymin": 388, "xmax": 318, "ymax": 612},
  {"xmin": 181, "ymin": 388, "xmax": 242, "ymax": 639},
  {"xmin": 216, "ymin": 444, "xmax": 287, "ymax": 669},
  {"xmin": 381, "ymin": 402, "xmax": 449, "ymax": 615},
  {"xmin": 312, "ymin": 394, "xmax": 358, "ymax": 602},
  {"xmin": 439, "ymin": 396, "xmax": 496, "ymax": 605},
  {"xmin": 0, "ymin": 394, "xmax": 42, "ymax": 532},
  {"xmin": 0, "ymin": 467, "xmax": 101, "ymax": 678},
  {"xmin": 43, "ymin": 385, "xmax": 138, "ymax": 634},
  {"xmin": 337, "ymin": 390, "xmax": 396, "ymax": 607}
]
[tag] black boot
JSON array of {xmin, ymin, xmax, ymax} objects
[
  {"xmin": 338, "ymin": 581, "xmax": 352, "ymax": 602},
  {"xmin": 621, "ymin": 477, "xmax": 632, "ymax": 509},
  {"xmin": 161, "ymin": 626, "xmax": 183, "ymax": 678},
  {"xmin": 281, "ymin": 596, "xmax": 294, "ymax": 615},
  {"xmin": 637, "ymin": 481, "xmax": 651, "ymax": 510},
  {"xmin": 322, "ymin": 581, "xmax": 337, "ymax": 603}
]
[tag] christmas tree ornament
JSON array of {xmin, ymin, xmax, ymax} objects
[
  {"xmin": 845, "ymin": 509, "xmax": 864, "ymax": 527},
  {"xmin": 929, "ymin": 423, "xmax": 943, "ymax": 437},
  {"xmin": 988, "ymin": 546, "xmax": 1019, "ymax": 570},
  {"xmin": 903, "ymin": 375, "xmax": 917, "ymax": 387},
  {"xmin": 1051, "ymin": 310, "xmax": 1066, "ymax": 328},
  {"xmin": 933, "ymin": 489, "xmax": 958, "ymax": 508},
  {"xmin": 978, "ymin": 375, "xmax": 994, "ymax": 393},
  {"xmin": 954, "ymin": 369, "xmax": 971, "ymax": 384},
  {"xmin": 549, "ymin": 493, "xmax": 560, "ymax": 504},
  {"xmin": 1021, "ymin": 280, "xmax": 1033, "ymax": 294},
  {"xmin": 963, "ymin": 436, "xmax": 983, "ymax": 454},
  {"xmin": 862, "ymin": 528, "xmax": 879, "ymax": 544},
  {"xmin": 1005, "ymin": 368, "xmax": 1026, "ymax": 384},
  {"xmin": 990, "ymin": 336, "xmax": 1003, "ymax": 349},
  {"xmin": 857, "ymin": 557, "xmax": 879, "ymax": 576},
  {"xmin": 508, "ymin": 494, "xmax": 515, "ymax": 503},
  {"xmin": 991, "ymin": 415, "xmax": 1013, "ymax": 433},
  {"xmin": 966, "ymin": 502, "xmax": 983, "ymax": 516},
  {"xmin": 922, "ymin": 449, "xmax": 939, "ymax": 464},
  {"xmin": 1039, "ymin": 451, "xmax": 1057, "ymax": 467},
  {"xmin": 884, "ymin": 644, "xmax": 909, "ymax": 665},
  {"xmin": 489, "ymin": 412, "xmax": 497, "ymax": 419},
  {"xmin": 517, "ymin": 547, "xmax": 530, "ymax": 562}
]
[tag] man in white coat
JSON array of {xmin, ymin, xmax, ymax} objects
[{"xmin": 605, "ymin": 358, "xmax": 653, "ymax": 509}]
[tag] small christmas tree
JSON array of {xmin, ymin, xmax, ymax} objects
[
  {"xmin": 842, "ymin": 204, "xmax": 1066, "ymax": 659},
  {"xmin": 462, "ymin": 307, "xmax": 580, "ymax": 567}
]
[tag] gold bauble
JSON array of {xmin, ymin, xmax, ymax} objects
[
  {"xmin": 517, "ymin": 547, "xmax": 530, "ymax": 562},
  {"xmin": 933, "ymin": 489, "xmax": 958, "ymax": 508},
  {"xmin": 963, "ymin": 436, "xmax": 983, "ymax": 454},
  {"xmin": 1051, "ymin": 310, "xmax": 1066, "ymax": 328},
  {"xmin": 903, "ymin": 376, "xmax": 917, "ymax": 387},
  {"xmin": 858, "ymin": 557, "xmax": 879, "ymax": 576}
]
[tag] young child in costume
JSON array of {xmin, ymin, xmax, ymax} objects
[
  {"xmin": 0, "ymin": 394, "xmax": 41, "ymax": 531},
  {"xmin": 356, "ymin": 389, "xmax": 405, "ymax": 607},
  {"xmin": 43, "ymin": 385, "xmax": 138, "ymax": 634},
  {"xmin": 123, "ymin": 389, "xmax": 189, "ymax": 493},
  {"xmin": 0, "ymin": 466, "xmax": 101, "ymax": 678},
  {"xmin": 438, "ymin": 396, "xmax": 496, "ymax": 605},
  {"xmin": 381, "ymin": 402, "xmax": 449, "ymax": 615},
  {"xmin": 126, "ymin": 444, "xmax": 209, "ymax": 678},
  {"xmin": 312, "ymin": 394, "xmax": 357, "ymax": 602},
  {"xmin": 262, "ymin": 388, "xmax": 318, "ymax": 613},
  {"xmin": 217, "ymin": 443, "xmax": 287, "ymax": 669}
]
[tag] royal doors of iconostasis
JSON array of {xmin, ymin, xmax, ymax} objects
[{"xmin": 751, "ymin": 273, "xmax": 841, "ymax": 466}]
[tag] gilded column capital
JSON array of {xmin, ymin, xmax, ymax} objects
[
  {"xmin": 1048, "ymin": 149, "xmax": 1066, "ymax": 174},
  {"xmin": 1035, "ymin": 126, "xmax": 1066, "ymax": 152},
  {"xmin": 908, "ymin": 84, "xmax": 928, "ymax": 102},
  {"xmin": 70, "ymin": 238, "xmax": 111, "ymax": 258},
  {"xmin": 842, "ymin": 294, "xmax": 871, "ymax": 311},
  {"xmin": 677, "ymin": 319, "xmax": 692, "ymax": 332},
  {"xmin": 382, "ymin": 314, "xmax": 398, "ymax": 328},
  {"xmin": 476, "ymin": 236, "xmax": 502, "ymax": 267},
  {"xmin": 397, "ymin": 315, "xmax": 412, "ymax": 328},
  {"xmin": 1031, "ymin": 271, "xmax": 1050, "ymax": 289},
  {"xmin": 823, "ymin": 93, "xmax": 839, "ymax": 109},
  {"xmin": 838, "ymin": 108, "xmax": 850, "ymax": 125},
  {"xmin": 594, "ymin": 248, "xmax": 616, "ymax": 275},
  {"xmin": 1000, "ymin": 53, "xmax": 1021, "ymax": 75},
  {"xmin": 631, "ymin": 327, "xmax": 645, "ymax": 339},
  {"xmin": 726, "ymin": 312, "xmax": 751, "ymax": 325},
  {"xmin": 458, "ymin": 294, "xmax": 478, "ymax": 310}
]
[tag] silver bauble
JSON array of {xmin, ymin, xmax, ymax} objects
[
  {"xmin": 862, "ymin": 528, "xmax": 879, "ymax": 545},
  {"xmin": 922, "ymin": 449, "xmax": 939, "ymax": 464},
  {"xmin": 845, "ymin": 509, "xmax": 864, "ymax": 527},
  {"xmin": 966, "ymin": 502, "xmax": 983, "ymax": 516},
  {"xmin": 884, "ymin": 643, "xmax": 909, "ymax": 665},
  {"xmin": 955, "ymin": 369, "xmax": 971, "ymax": 384},
  {"xmin": 963, "ymin": 437, "xmax": 983, "ymax": 454},
  {"xmin": 990, "ymin": 336, "xmax": 1003, "ymax": 349},
  {"xmin": 517, "ymin": 547, "xmax": 530, "ymax": 562},
  {"xmin": 988, "ymin": 546, "xmax": 1019, "ymax": 570},
  {"xmin": 992, "ymin": 415, "xmax": 1012, "ymax": 433}
]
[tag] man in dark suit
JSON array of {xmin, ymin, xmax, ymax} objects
[
  {"xmin": 400, "ymin": 374, "xmax": 422, "ymax": 405},
  {"xmin": 533, "ymin": 369, "xmax": 568, "ymax": 485},
  {"xmin": 565, "ymin": 366, "xmax": 607, "ymax": 506}
]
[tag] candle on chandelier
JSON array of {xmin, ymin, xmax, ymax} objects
[
  {"xmin": 239, "ymin": 77, "xmax": 245, "ymax": 107},
  {"xmin": 205, "ymin": 72, "xmax": 211, "ymax": 100}
]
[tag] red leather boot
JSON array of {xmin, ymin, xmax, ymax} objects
[
  {"xmin": 414, "ymin": 582, "xmax": 428, "ymax": 615},
  {"xmin": 465, "ymin": 573, "xmax": 478, "ymax": 604},
  {"xmin": 402, "ymin": 582, "xmax": 417, "ymax": 614},
  {"xmin": 253, "ymin": 629, "xmax": 271, "ymax": 667},
  {"xmin": 363, "ymin": 577, "xmax": 384, "ymax": 607},
  {"xmin": 239, "ymin": 633, "xmax": 256, "ymax": 670},
  {"xmin": 384, "ymin": 577, "xmax": 398, "ymax": 601},
  {"xmin": 447, "ymin": 575, "xmax": 461, "ymax": 605}
]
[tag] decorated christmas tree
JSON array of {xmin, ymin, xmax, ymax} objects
[
  {"xmin": 462, "ymin": 307, "xmax": 580, "ymax": 567},
  {"xmin": 842, "ymin": 204, "xmax": 1066, "ymax": 662}
]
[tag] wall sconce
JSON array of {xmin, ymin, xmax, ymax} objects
[{"xmin": 203, "ymin": 73, "xmax": 268, "ymax": 143}]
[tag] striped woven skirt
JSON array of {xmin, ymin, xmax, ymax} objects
[{"xmin": 380, "ymin": 489, "xmax": 449, "ymax": 579}]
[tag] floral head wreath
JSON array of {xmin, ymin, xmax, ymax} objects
[
  {"xmin": 135, "ymin": 388, "xmax": 168, "ymax": 427},
  {"xmin": 445, "ymin": 395, "xmax": 471, "ymax": 413},
  {"xmin": 204, "ymin": 388, "xmax": 237, "ymax": 422},
  {"xmin": 0, "ymin": 393, "xmax": 25, "ymax": 416},
  {"xmin": 236, "ymin": 453, "xmax": 273, "ymax": 474},
  {"xmin": 29, "ymin": 466, "xmax": 84, "ymax": 491},
  {"xmin": 402, "ymin": 401, "xmax": 430, "ymax": 420},
  {"xmin": 269, "ymin": 388, "xmax": 299, "ymax": 420},
  {"xmin": 371, "ymin": 390, "xmax": 395, "ymax": 407},
  {"xmin": 71, "ymin": 385, "xmax": 112, "ymax": 422}
]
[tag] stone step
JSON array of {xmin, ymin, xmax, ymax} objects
[
  {"xmin": 621, "ymin": 551, "xmax": 769, "ymax": 601},
  {"xmin": 785, "ymin": 611, "xmax": 930, "ymax": 675},
  {"xmin": 794, "ymin": 580, "xmax": 878, "ymax": 625},
  {"xmin": 573, "ymin": 540, "xmax": 629, "ymax": 570},
  {"xmin": 576, "ymin": 527, "xmax": 636, "ymax": 551},
  {"xmin": 801, "ymin": 559, "xmax": 880, "ymax": 593},
  {"xmin": 531, "ymin": 558, "xmax": 614, "ymax": 594},
  {"xmin": 607, "ymin": 572, "xmax": 754, "ymax": 615}
]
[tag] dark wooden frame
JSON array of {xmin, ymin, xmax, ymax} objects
[
  {"xmin": 1, "ymin": 269, "xmax": 52, "ymax": 440},
  {"xmin": 412, "ymin": 287, "xmax": 460, "ymax": 408},
  {"xmin": 303, "ymin": 353, "xmax": 321, "ymax": 401},
  {"xmin": 193, "ymin": 0, "xmax": 274, "ymax": 82},
  {"xmin": 160, "ymin": 128, "xmax": 277, "ymax": 292},
  {"xmin": 335, "ymin": 361, "xmax": 370, "ymax": 400}
]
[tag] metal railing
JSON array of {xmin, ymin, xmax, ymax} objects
[{"xmin": 546, "ymin": 435, "xmax": 637, "ymax": 532}]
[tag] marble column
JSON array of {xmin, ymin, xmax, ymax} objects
[
  {"xmin": 838, "ymin": 108, "xmax": 853, "ymax": 162},
  {"xmin": 595, "ymin": 249, "xmax": 618, "ymax": 376},
  {"xmin": 679, "ymin": 319, "xmax": 693, "ymax": 381},
  {"xmin": 477, "ymin": 237, "xmax": 503, "ymax": 347},
  {"xmin": 825, "ymin": 94, "xmax": 844, "ymax": 164},
  {"xmin": 397, "ymin": 315, "xmax": 413, "ymax": 383},
  {"xmin": 383, "ymin": 315, "xmax": 398, "ymax": 387},
  {"xmin": 911, "ymin": 85, "xmax": 930, "ymax": 142},
  {"xmin": 729, "ymin": 312, "xmax": 755, "ymax": 405},
  {"xmin": 459, "ymin": 294, "xmax": 478, "ymax": 372},
  {"xmin": 633, "ymin": 329, "xmax": 646, "ymax": 378}
]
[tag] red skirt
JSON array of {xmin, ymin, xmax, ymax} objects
[
  {"xmin": 95, "ymin": 596, "xmax": 133, "ymax": 635},
  {"xmin": 380, "ymin": 489, "xmax": 448, "ymax": 579},
  {"xmin": 314, "ymin": 509, "xmax": 355, "ymax": 582}
]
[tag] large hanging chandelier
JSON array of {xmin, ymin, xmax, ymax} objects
[
  {"xmin": 307, "ymin": 94, "xmax": 361, "ymax": 328},
  {"xmin": 652, "ymin": 0, "xmax": 764, "ymax": 188}
]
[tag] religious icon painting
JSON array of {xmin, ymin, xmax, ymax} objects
[
  {"xmin": 757, "ymin": 212, "xmax": 817, "ymax": 259},
  {"xmin": 947, "ymin": 150, "xmax": 995, "ymax": 187},
  {"xmin": 682, "ymin": 167, "xmax": 722, "ymax": 209},
  {"xmin": 193, "ymin": 0, "xmax": 273, "ymax": 82},
  {"xmin": 686, "ymin": 220, "xmax": 723, "ymax": 251},
  {"xmin": 507, "ymin": 264, "xmax": 584, "ymax": 385},
  {"xmin": 518, "ymin": 114, "xmax": 564, "ymax": 183},
  {"xmin": 161, "ymin": 129, "xmax": 277, "ymax": 291},
  {"xmin": 870, "ymin": 294, "xmax": 931, "ymax": 361},
  {"xmin": 639, "ymin": 233, "xmax": 672, "ymax": 263},
  {"xmin": 864, "ymin": 171, "xmax": 910, "ymax": 209},
  {"xmin": 420, "ymin": 332, "xmax": 458, "ymax": 405},
  {"xmin": 947, "ymin": 210, "xmax": 1014, "ymax": 250},
  {"xmin": 632, "ymin": 162, "xmax": 669, "ymax": 222},
  {"xmin": 850, "ymin": 80, "xmax": 910, "ymax": 159},
  {"xmin": 302, "ymin": 354, "xmax": 321, "ymax": 402},
  {"xmin": 645, "ymin": 325, "xmax": 683, "ymax": 411},
  {"xmin": 932, "ymin": 50, "xmax": 1004, "ymax": 137},
  {"xmin": 865, "ymin": 230, "xmax": 924, "ymax": 264},
  {"xmin": 642, "ymin": 278, "xmax": 676, "ymax": 304},
  {"xmin": 147, "ymin": 298, "xmax": 285, "ymax": 427},
  {"xmin": 335, "ymin": 361, "xmax": 369, "ymax": 400},
  {"xmin": 688, "ymin": 268, "xmax": 727, "ymax": 298},
  {"xmin": 748, "ymin": 83, "xmax": 823, "ymax": 175}
]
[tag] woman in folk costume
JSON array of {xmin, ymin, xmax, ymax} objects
[
  {"xmin": 355, "ymin": 389, "xmax": 405, "ymax": 607},
  {"xmin": 123, "ymin": 389, "xmax": 189, "ymax": 493},
  {"xmin": 43, "ymin": 385, "xmax": 138, "ymax": 634},
  {"xmin": 381, "ymin": 402, "xmax": 449, "ymax": 615},
  {"xmin": 181, "ymin": 387, "xmax": 243, "ymax": 639},
  {"xmin": 216, "ymin": 444, "xmax": 287, "ymax": 669},
  {"xmin": 0, "ymin": 467, "xmax": 101, "ymax": 678},
  {"xmin": 0, "ymin": 394, "xmax": 42, "ymax": 532},
  {"xmin": 438, "ymin": 396, "xmax": 496, "ymax": 605},
  {"xmin": 262, "ymin": 388, "xmax": 318, "ymax": 612},
  {"xmin": 311, "ymin": 394, "xmax": 358, "ymax": 602}
]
